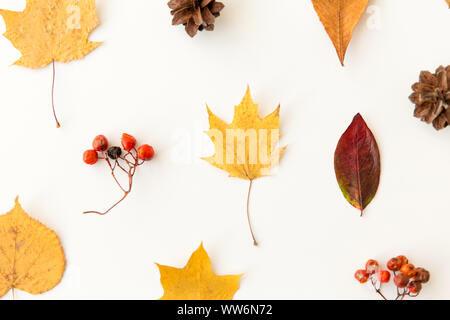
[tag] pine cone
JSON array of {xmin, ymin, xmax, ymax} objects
[
  {"xmin": 168, "ymin": 0, "xmax": 225, "ymax": 38},
  {"xmin": 409, "ymin": 65, "xmax": 450, "ymax": 130}
]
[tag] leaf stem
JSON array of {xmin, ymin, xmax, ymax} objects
[
  {"xmin": 246, "ymin": 179, "xmax": 258, "ymax": 246},
  {"xmin": 52, "ymin": 60, "xmax": 61, "ymax": 128}
]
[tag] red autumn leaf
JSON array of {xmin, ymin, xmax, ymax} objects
[{"xmin": 334, "ymin": 114, "xmax": 380, "ymax": 216}]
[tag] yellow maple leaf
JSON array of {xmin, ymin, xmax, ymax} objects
[
  {"xmin": 203, "ymin": 86, "xmax": 286, "ymax": 181},
  {"xmin": 312, "ymin": 0, "xmax": 368, "ymax": 66},
  {"xmin": 0, "ymin": 0, "xmax": 101, "ymax": 69},
  {"xmin": 0, "ymin": 197, "xmax": 65, "ymax": 298},
  {"xmin": 203, "ymin": 87, "xmax": 286, "ymax": 246},
  {"xmin": 156, "ymin": 243, "xmax": 242, "ymax": 300}
]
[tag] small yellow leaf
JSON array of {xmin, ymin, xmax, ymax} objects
[
  {"xmin": 203, "ymin": 86, "xmax": 286, "ymax": 181},
  {"xmin": 0, "ymin": 0, "xmax": 101, "ymax": 69},
  {"xmin": 312, "ymin": 0, "xmax": 368, "ymax": 66},
  {"xmin": 447, "ymin": 0, "xmax": 450, "ymax": 8},
  {"xmin": 157, "ymin": 243, "xmax": 242, "ymax": 300},
  {"xmin": 0, "ymin": 197, "xmax": 65, "ymax": 298}
]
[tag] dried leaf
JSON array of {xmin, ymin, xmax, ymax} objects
[
  {"xmin": 0, "ymin": 0, "xmax": 101, "ymax": 69},
  {"xmin": 312, "ymin": 0, "xmax": 368, "ymax": 66},
  {"xmin": 0, "ymin": 197, "xmax": 65, "ymax": 298},
  {"xmin": 447, "ymin": 0, "xmax": 450, "ymax": 8},
  {"xmin": 334, "ymin": 114, "xmax": 380, "ymax": 216},
  {"xmin": 203, "ymin": 86, "xmax": 286, "ymax": 181},
  {"xmin": 203, "ymin": 87, "xmax": 286, "ymax": 245},
  {"xmin": 156, "ymin": 243, "xmax": 242, "ymax": 300}
]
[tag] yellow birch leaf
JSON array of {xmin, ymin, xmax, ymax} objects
[
  {"xmin": 156, "ymin": 243, "xmax": 242, "ymax": 300},
  {"xmin": 203, "ymin": 86, "xmax": 286, "ymax": 181},
  {"xmin": 312, "ymin": 0, "xmax": 368, "ymax": 66},
  {"xmin": 0, "ymin": 0, "xmax": 101, "ymax": 69},
  {"xmin": 0, "ymin": 197, "xmax": 65, "ymax": 298}
]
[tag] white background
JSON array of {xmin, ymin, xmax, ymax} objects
[{"xmin": 0, "ymin": 0, "xmax": 448, "ymax": 300}]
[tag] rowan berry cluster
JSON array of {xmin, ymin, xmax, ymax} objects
[
  {"xmin": 355, "ymin": 256, "xmax": 430, "ymax": 300},
  {"xmin": 83, "ymin": 133, "xmax": 155, "ymax": 215}
]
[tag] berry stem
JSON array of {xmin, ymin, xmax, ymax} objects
[
  {"xmin": 84, "ymin": 190, "xmax": 130, "ymax": 216},
  {"xmin": 83, "ymin": 148, "xmax": 143, "ymax": 215},
  {"xmin": 246, "ymin": 179, "xmax": 258, "ymax": 246},
  {"xmin": 371, "ymin": 277, "xmax": 387, "ymax": 300},
  {"xmin": 395, "ymin": 290, "xmax": 407, "ymax": 300},
  {"xmin": 51, "ymin": 60, "xmax": 61, "ymax": 128},
  {"xmin": 375, "ymin": 288, "xmax": 387, "ymax": 300},
  {"xmin": 106, "ymin": 158, "xmax": 127, "ymax": 193}
]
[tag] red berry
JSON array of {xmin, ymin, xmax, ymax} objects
[
  {"xmin": 414, "ymin": 268, "xmax": 430, "ymax": 283},
  {"xmin": 396, "ymin": 255, "xmax": 408, "ymax": 267},
  {"xmin": 408, "ymin": 281, "xmax": 422, "ymax": 294},
  {"xmin": 400, "ymin": 264, "xmax": 416, "ymax": 277},
  {"xmin": 107, "ymin": 146, "xmax": 122, "ymax": 160},
  {"xmin": 92, "ymin": 135, "xmax": 108, "ymax": 152},
  {"xmin": 83, "ymin": 150, "xmax": 98, "ymax": 165},
  {"xmin": 394, "ymin": 273, "xmax": 410, "ymax": 288},
  {"xmin": 121, "ymin": 133, "xmax": 136, "ymax": 151},
  {"xmin": 365, "ymin": 259, "xmax": 379, "ymax": 275},
  {"xmin": 377, "ymin": 270, "xmax": 391, "ymax": 283},
  {"xmin": 354, "ymin": 269, "xmax": 370, "ymax": 284},
  {"xmin": 387, "ymin": 257, "xmax": 402, "ymax": 271},
  {"xmin": 137, "ymin": 144, "xmax": 154, "ymax": 160}
]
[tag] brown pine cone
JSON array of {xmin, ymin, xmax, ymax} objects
[
  {"xmin": 168, "ymin": 0, "xmax": 225, "ymax": 38},
  {"xmin": 409, "ymin": 65, "xmax": 450, "ymax": 130}
]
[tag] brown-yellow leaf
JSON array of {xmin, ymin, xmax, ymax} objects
[
  {"xmin": 0, "ymin": 197, "xmax": 65, "ymax": 298},
  {"xmin": 203, "ymin": 86, "xmax": 286, "ymax": 181},
  {"xmin": 312, "ymin": 0, "xmax": 368, "ymax": 66},
  {"xmin": 156, "ymin": 243, "xmax": 242, "ymax": 300},
  {"xmin": 0, "ymin": 0, "xmax": 101, "ymax": 69},
  {"xmin": 447, "ymin": 0, "xmax": 450, "ymax": 8}
]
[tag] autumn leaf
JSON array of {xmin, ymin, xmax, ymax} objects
[
  {"xmin": 203, "ymin": 86, "xmax": 286, "ymax": 245},
  {"xmin": 447, "ymin": 0, "xmax": 450, "ymax": 7},
  {"xmin": 0, "ymin": 197, "xmax": 65, "ymax": 298},
  {"xmin": 312, "ymin": 0, "xmax": 368, "ymax": 66},
  {"xmin": 0, "ymin": 0, "xmax": 101, "ymax": 127},
  {"xmin": 203, "ymin": 86, "xmax": 286, "ymax": 180},
  {"xmin": 0, "ymin": 0, "xmax": 101, "ymax": 69},
  {"xmin": 156, "ymin": 243, "xmax": 242, "ymax": 300},
  {"xmin": 334, "ymin": 114, "xmax": 380, "ymax": 216}
]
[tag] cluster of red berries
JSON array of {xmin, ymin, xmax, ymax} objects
[
  {"xmin": 82, "ymin": 133, "xmax": 155, "ymax": 215},
  {"xmin": 355, "ymin": 256, "xmax": 430, "ymax": 300},
  {"xmin": 83, "ymin": 133, "xmax": 154, "ymax": 165}
]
